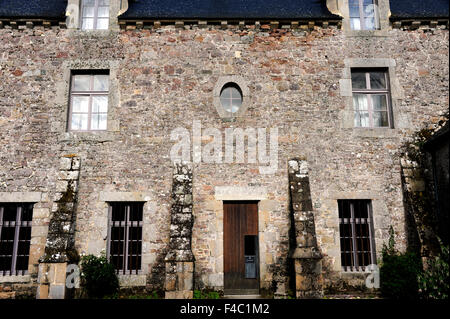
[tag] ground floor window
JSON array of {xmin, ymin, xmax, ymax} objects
[
  {"xmin": 338, "ymin": 199, "xmax": 376, "ymax": 271},
  {"xmin": 107, "ymin": 202, "xmax": 143, "ymax": 274},
  {"xmin": 0, "ymin": 203, "xmax": 33, "ymax": 276}
]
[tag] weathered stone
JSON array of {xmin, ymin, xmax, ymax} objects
[{"xmin": 0, "ymin": 1, "xmax": 448, "ymax": 299}]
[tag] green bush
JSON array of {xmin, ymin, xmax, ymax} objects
[
  {"xmin": 380, "ymin": 227, "xmax": 422, "ymax": 299},
  {"xmin": 80, "ymin": 253, "xmax": 119, "ymax": 298},
  {"xmin": 193, "ymin": 289, "xmax": 221, "ymax": 299},
  {"xmin": 418, "ymin": 241, "xmax": 449, "ymax": 299}
]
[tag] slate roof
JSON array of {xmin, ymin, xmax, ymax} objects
[
  {"xmin": 0, "ymin": 0, "xmax": 67, "ymax": 19},
  {"xmin": 389, "ymin": 0, "xmax": 449, "ymax": 20},
  {"xmin": 120, "ymin": 0, "xmax": 341, "ymax": 20}
]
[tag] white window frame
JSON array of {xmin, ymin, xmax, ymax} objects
[{"xmin": 80, "ymin": 0, "xmax": 110, "ymax": 30}]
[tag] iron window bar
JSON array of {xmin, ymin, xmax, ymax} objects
[
  {"xmin": 107, "ymin": 202, "xmax": 143, "ymax": 275},
  {"xmin": 0, "ymin": 203, "xmax": 33, "ymax": 276},
  {"xmin": 338, "ymin": 200, "xmax": 376, "ymax": 272}
]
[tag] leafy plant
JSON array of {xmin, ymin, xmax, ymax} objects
[
  {"xmin": 193, "ymin": 289, "xmax": 221, "ymax": 299},
  {"xmin": 80, "ymin": 253, "xmax": 119, "ymax": 299},
  {"xmin": 418, "ymin": 240, "xmax": 449, "ymax": 299},
  {"xmin": 380, "ymin": 227, "xmax": 422, "ymax": 299},
  {"xmin": 126, "ymin": 291, "xmax": 161, "ymax": 299}
]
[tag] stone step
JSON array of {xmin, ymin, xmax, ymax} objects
[{"xmin": 223, "ymin": 294, "xmax": 265, "ymax": 299}]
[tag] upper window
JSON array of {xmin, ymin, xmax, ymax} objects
[
  {"xmin": 0, "ymin": 203, "xmax": 33, "ymax": 276},
  {"xmin": 69, "ymin": 72, "xmax": 109, "ymax": 131},
  {"xmin": 220, "ymin": 83, "xmax": 243, "ymax": 113},
  {"xmin": 349, "ymin": 0, "xmax": 379, "ymax": 30},
  {"xmin": 107, "ymin": 202, "xmax": 143, "ymax": 275},
  {"xmin": 81, "ymin": 0, "xmax": 110, "ymax": 30},
  {"xmin": 338, "ymin": 200, "xmax": 376, "ymax": 272},
  {"xmin": 351, "ymin": 69, "xmax": 392, "ymax": 128}
]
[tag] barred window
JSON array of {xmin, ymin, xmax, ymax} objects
[
  {"xmin": 352, "ymin": 69, "xmax": 392, "ymax": 128},
  {"xmin": 107, "ymin": 202, "xmax": 143, "ymax": 275},
  {"xmin": 338, "ymin": 200, "xmax": 376, "ymax": 272},
  {"xmin": 349, "ymin": 0, "xmax": 380, "ymax": 30},
  {"xmin": 69, "ymin": 71, "xmax": 109, "ymax": 131},
  {"xmin": 81, "ymin": 0, "xmax": 109, "ymax": 30},
  {"xmin": 0, "ymin": 203, "xmax": 33, "ymax": 276}
]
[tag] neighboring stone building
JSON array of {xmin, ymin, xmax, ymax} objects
[{"xmin": 0, "ymin": 0, "xmax": 448, "ymax": 299}]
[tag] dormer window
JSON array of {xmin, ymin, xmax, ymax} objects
[
  {"xmin": 81, "ymin": 0, "xmax": 109, "ymax": 30},
  {"xmin": 349, "ymin": 0, "xmax": 380, "ymax": 30}
]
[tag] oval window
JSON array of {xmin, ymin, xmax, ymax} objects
[{"xmin": 220, "ymin": 83, "xmax": 243, "ymax": 113}]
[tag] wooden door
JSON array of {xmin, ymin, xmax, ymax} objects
[{"xmin": 223, "ymin": 201, "xmax": 259, "ymax": 294}]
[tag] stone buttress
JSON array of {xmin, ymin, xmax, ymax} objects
[
  {"xmin": 37, "ymin": 156, "xmax": 81, "ymax": 299},
  {"xmin": 288, "ymin": 158, "xmax": 323, "ymax": 298},
  {"xmin": 164, "ymin": 162, "xmax": 195, "ymax": 299}
]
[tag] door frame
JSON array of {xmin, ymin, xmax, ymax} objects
[{"xmin": 223, "ymin": 200, "xmax": 260, "ymax": 295}]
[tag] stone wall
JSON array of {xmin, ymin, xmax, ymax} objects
[{"xmin": 0, "ymin": 18, "xmax": 448, "ymax": 296}]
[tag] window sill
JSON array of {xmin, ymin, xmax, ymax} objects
[
  {"xmin": 67, "ymin": 29, "xmax": 119, "ymax": 38},
  {"xmin": 0, "ymin": 274, "xmax": 31, "ymax": 283},
  {"xmin": 351, "ymin": 127, "xmax": 397, "ymax": 138},
  {"xmin": 118, "ymin": 274, "xmax": 146, "ymax": 287},
  {"xmin": 344, "ymin": 29, "xmax": 388, "ymax": 37},
  {"xmin": 58, "ymin": 130, "xmax": 115, "ymax": 143}
]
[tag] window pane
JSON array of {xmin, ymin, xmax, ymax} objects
[
  {"xmin": 231, "ymin": 99, "xmax": 242, "ymax": 113},
  {"xmin": 92, "ymin": 96, "xmax": 108, "ymax": 113},
  {"xmin": 363, "ymin": 4, "xmax": 375, "ymax": 18},
  {"xmin": 98, "ymin": 6, "xmax": 109, "ymax": 18},
  {"xmin": 71, "ymin": 114, "xmax": 88, "ymax": 130},
  {"xmin": 373, "ymin": 111, "xmax": 388, "ymax": 127},
  {"xmin": 18, "ymin": 227, "xmax": 31, "ymax": 241},
  {"xmin": 364, "ymin": 17, "xmax": 376, "ymax": 30},
  {"xmin": 353, "ymin": 94, "xmax": 368, "ymax": 111},
  {"xmin": 91, "ymin": 114, "xmax": 107, "ymax": 130},
  {"xmin": 369, "ymin": 72, "xmax": 386, "ymax": 89},
  {"xmin": 99, "ymin": 0, "xmax": 110, "ymax": 5},
  {"xmin": 350, "ymin": 18, "xmax": 361, "ymax": 30},
  {"xmin": 83, "ymin": 0, "xmax": 95, "ymax": 5},
  {"xmin": 73, "ymin": 75, "xmax": 91, "ymax": 91},
  {"xmin": 3, "ymin": 205, "xmax": 17, "ymax": 221},
  {"xmin": 230, "ymin": 87, "xmax": 241, "ymax": 99},
  {"xmin": 72, "ymin": 96, "xmax": 89, "ymax": 113},
  {"xmin": 220, "ymin": 97, "xmax": 231, "ymax": 112},
  {"xmin": 371, "ymin": 95, "xmax": 387, "ymax": 111},
  {"xmin": 21, "ymin": 204, "xmax": 33, "ymax": 222},
  {"xmin": 349, "ymin": 5, "xmax": 361, "ymax": 18},
  {"xmin": 82, "ymin": 18, "xmax": 94, "ymax": 30},
  {"xmin": 221, "ymin": 87, "xmax": 232, "ymax": 99},
  {"xmin": 355, "ymin": 111, "xmax": 370, "ymax": 127},
  {"xmin": 0, "ymin": 240, "xmax": 13, "ymax": 255},
  {"xmin": 351, "ymin": 72, "xmax": 366, "ymax": 89},
  {"xmin": 82, "ymin": 6, "xmax": 94, "ymax": 18},
  {"xmin": 96, "ymin": 18, "xmax": 109, "ymax": 30},
  {"xmin": 129, "ymin": 204, "xmax": 143, "ymax": 221},
  {"xmin": 93, "ymin": 75, "xmax": 109, "ymax": 91},
  {"xmin": 0, "ymin": 256, "xmax": 13, "ymax": 271}
]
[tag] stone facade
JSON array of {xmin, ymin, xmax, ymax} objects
[{"xmin": 0, "ymin": 0, "xmax": 448, "ymax": 298}]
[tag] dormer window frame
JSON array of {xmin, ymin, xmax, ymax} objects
[
  {"xmin": 349, "ymin": 0, "xmax": 380, "ymax": 31},
  {"xmin": 80, "ymin": 0, "xmax": 110, "ymax": 31}
]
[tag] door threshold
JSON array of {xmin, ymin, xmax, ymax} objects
[
  {"xmin": 224, "ymin": 289, "xmax": 260, "ymax": 295},
  {"xmin": 223, "ymin": 294, "xmax": 264, "ymax": 299}
]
